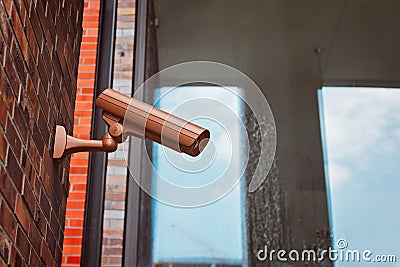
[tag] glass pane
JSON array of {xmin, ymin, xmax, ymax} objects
[
  {"xmin": 319, "ymin": 87, "xmax": 400, "ymax": 266},
  {"xmin": 152, "ymin": 86, "xmax": 246, "ymax": 266}
]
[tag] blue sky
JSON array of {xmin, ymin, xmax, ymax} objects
[
  {"xmin": 319, "ymin": 87, "xmax": 400, "ymax": 266},
  {"xmin": 151, "ymin": 86, "xmax": 245, "ymax": 264}
]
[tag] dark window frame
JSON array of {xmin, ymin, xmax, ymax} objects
[
  {"xmin": 123, "ymin": 0, "xmax": 153, "ymax": 266},
  {"xmin": 81, "ymin": 0, "xmax": 118, "ymax": 266}
]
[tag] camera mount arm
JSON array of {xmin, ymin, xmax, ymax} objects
[{"xmin": 53, "ymin": 112, "xmax": 124, "ymax": 159}]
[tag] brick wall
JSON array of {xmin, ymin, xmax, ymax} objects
[
  {"xmin": 62, "ymin": 0, "xmax": 135, "ymax": 266},
  {"xmin": 0, "ymin": 0, "xmax": 83, "ymax": 266},
  {"xmin": 61, "ymin": 1, "xmax": 99, "ymax": 266}
]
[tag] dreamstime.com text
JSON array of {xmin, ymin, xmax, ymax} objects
[{"xmin": 257, "ymin": 238, "xmax": 397, "ymax": 263}]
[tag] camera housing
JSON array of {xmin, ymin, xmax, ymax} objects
[{"xmin": 53, "ymin": 88, "xmax": 210, "ymax": 158}]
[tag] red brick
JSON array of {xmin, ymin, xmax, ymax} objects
[
  {"xmin": 73, "ymin": 133, "xmax": 91, "ymax": 139},
  {"xmin": 15, "ymin": 227, "xmax": 30, "ymax": 261},
  {"xmin": 62, "ymin": 245, "xmax": 82, "ymax": 255},
  {"xmin": 66, "ymin": 201, "xmax": 85, "ymax": 209},
  {"xmin": 64, "ymin": 228, "xmax": 83, "ymax": 237},
  {"xmin": 0, "ymin": 229, "xmax": 11, "ymax": 263},
  {"xmin": 77, "ymin": 72, "xmax": 95, "ymax": 79},
  {"xmin": 68, "ymin": 176, "xmax": 87, "ymax": 183},
  {"xmin": 79, "ymin": 50, "xmax": 97, "ymax": 57},
  {"xmin": 69, "ymin": 167, "xmax": 89, "ymax": 175},
  {"xmin": 66, "ymin": 255, "xmax": 81, "ymax": 264},
  {"xmin": 77, "ymin": 65, "xmax": 96, "ymax": 73},
  {"xmin": 81, "ymin": 87, "xmax": 94, "ymax": 94},
  {"xmin": 72, "ymin": 152, "xmax": 89, "ymax": 159},
  {"xmin": 0, "ymin": 166, "xmax": 17, "ymax": 208},
  {"xmin": 109, "ymin": 238, "xmax": 123, "ymax": 246},
  {"xmin": 0, "ymin": 130, "xmax": 7, "ymax": 163},
  {"xmin": 65, "ymin": 209, "xmax": 84, "ymax": 219},
  {"xmin": 0, "ymin": 200, "xmax": 17, "ymax": 240},
  {"xmin": 74, "ymin": 110, "xmax": 92, "ymax": 117},
  {"xmin": 83, "ymin": 9, "xmax": 100, "ymax": 15},
  {"xmin": 77, "ymin": 79, "xmax": 95, "ymax": 87},
  {"xmin": 83, "ymin": 57, "xmax": 97, "ymax": 65},
  {"xmin": 14, "ymin": 196, "xmax": 30, "ymax": 233},
  {"xmin": 75, "ymin": 95, "xmax": 93, "ymax": 102},
  {"xmin": 88, "ymin": 2, "xmax": 101, "ymax": 9},
  {"xmin": 79, "ymin": 117, "xmax": 92, "ymax": 125},
  {"xmin": 86, "ymin": 29, "xmax": 99, "ymax": 36},
  {"xmin": 81, "ymin": 23, "xmax": 99, "ymax": 32},
  {"xmin": 68, "ymin": 219, "xmax": 84, "ymax": 227},
  {"xmin": 105, "ymin": 193, "xmax": 125, "ymax": 201},
  {"xmin": 63, "ymin": 238, "xmax": 82, "ymax": 246},
  {"xmin": 102, "ymin": 247, "xmax": 122, "ymax": 255},
  {"xmin": 68, "ymin": 192, "xmax": 86, "ymax": 201},
  {"xmin": 73, "ymin": 125, "xmax": 92, "ymax": 133},
  {"xmin": 70, "ymin": 158, "xmax": 89, "ymax": 166},
  {"xmin": 82, "ymin": 36, "xmax": 98, "ymax": 43},
  {"xmin": 109, "ymin": 256, "xmax": 122, "ymax": 265},
  {"xmin": 72, "ymin": 184, "xmax": 87, "ymax": 191}
]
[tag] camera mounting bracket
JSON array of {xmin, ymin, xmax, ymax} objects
[{"xmin": 53, "ymin": 112, "xmax": 123, "ymax": 159}]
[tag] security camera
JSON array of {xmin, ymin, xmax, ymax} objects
[{"xmin": 53, "ymin": 88, "xmax": 210, "ymax": 158}]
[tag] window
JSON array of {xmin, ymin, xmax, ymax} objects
[
  {"xmin": 151, "ymin": 86, "xmax": 246, "ymax": 266},
  {"xmin": 319, "ymin": 87, "xmax": 400, "ymax": 266}
]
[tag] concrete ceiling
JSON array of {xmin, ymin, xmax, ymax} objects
[
  {"xmin": 322, "ymin": 0, "xmax": 400, "ymax": 83},
  {"xmin": 154, "ymin": 0, "xmax": 400, "ymax": 85}
]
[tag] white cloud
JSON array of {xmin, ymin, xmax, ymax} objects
[
  {"xmin": 327, "ymin": 163, "xmax": 351, "ymax": 188},
  {"xmin": 394, "ymin": 127, "xmax": 400, "ymax": 140},
  {"xmin": 322, "ymin": 87, "xmax": 400, "ymax": 188}
]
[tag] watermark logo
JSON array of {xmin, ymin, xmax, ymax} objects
[
  {"xmin": 336, "ymin": 238, "xmax": 348, "ymax": 249},
  {"xmin": 257, "ymin": 238, "xmax": 397, "ymax": 263},
  {"xmin": 123, "ymin": 61, "xmax": 277, "ymax": 207}
]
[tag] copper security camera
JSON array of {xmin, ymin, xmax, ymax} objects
[{"xmin": 53, "ymin": 88, "xmax": 210, "ymax": 158}]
